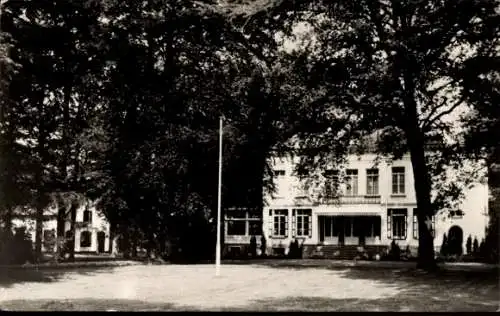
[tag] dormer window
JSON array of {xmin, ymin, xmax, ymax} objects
[
  {"xmin": 274, "ymin": 170, "xmax": 286, "ymax": 176},
  {"xmin": 83, "ymin": 209, "xmax": 92, "ymax": 224},
  {"xmin": 295, "ymin": 166, "xmax": 309, "ymax": 178},
  {"xmin": 449, "ymin": 210, "xmax": 464, "ymax": 219}
]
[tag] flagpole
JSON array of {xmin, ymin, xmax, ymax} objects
[{"xmin": 215, "ymin": 116, "xmax": 223, "ymax": 276}]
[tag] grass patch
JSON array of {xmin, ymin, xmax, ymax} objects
[{"xmin": 1, "ymin": 299, "xmax": 177, "ymax": 311}]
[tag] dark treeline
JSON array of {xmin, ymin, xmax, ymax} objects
[{"xmin": 0, "ymin": 0, "xmax": 498, "ymax": 269}]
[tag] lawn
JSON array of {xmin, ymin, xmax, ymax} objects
[{"xmin": 0, "ymin": 260, "xmax": 498, "ymax": 311}]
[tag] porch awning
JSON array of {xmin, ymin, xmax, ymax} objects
[{"xmin": 315, "ymin": 206, "xmax": 382, "ymax": 216}]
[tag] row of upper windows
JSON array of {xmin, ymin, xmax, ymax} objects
[{"xmin": 274, "ymin": 167, "xmax": 407, "ymax": 196}]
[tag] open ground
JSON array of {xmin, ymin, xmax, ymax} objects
[{"xmin": 0, "ymin": 260, "xmax": 498, "ymax": 312}]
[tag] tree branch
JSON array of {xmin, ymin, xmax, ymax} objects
[{"xmin": 421, "ymin": 95, "xmax": 466, "ymax": 132}]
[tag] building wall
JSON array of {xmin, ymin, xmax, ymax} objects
[
  {"xmin": 258, "ymin": 153, "xmax": 489, "ymax": 256},
  {"xmin": 12, "ymin": 217, "xmax": 58, "ymax": 253},
  {"xmin": 11, "ymin": 201, "xmax": 111, "ymax": 254},
  {"xmin": 71, "ymin": 204, "xmax": 111, "ymax": 253}
]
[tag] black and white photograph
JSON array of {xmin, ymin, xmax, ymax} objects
[{"xmin": 0, "ymin": 0, "xmax": 498, "ymax": 312}]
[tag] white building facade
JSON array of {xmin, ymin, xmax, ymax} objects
[
  {"xmin": 12, "ymin": 201, "xmax": 112, "ymax": 254},
  {"xmin": 224, "ymin": 152, "xmax": 489, "ymax": 259}
]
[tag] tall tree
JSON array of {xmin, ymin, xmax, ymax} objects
[
  {"xmin": 237, "ymin": 0, "xmax": 499, "ymax": 270},
  {"xmin": 2, "ymin": 0, "xmax": 106, "ymax": 260}
]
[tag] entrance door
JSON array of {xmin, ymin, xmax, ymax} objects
[
  {"xmin": 97, "ymin": 231, "xmax": 106, "ymax": 253},
  {"xmin": 357, "ymin": 217, "xmax": 366, "ymax": 246}
]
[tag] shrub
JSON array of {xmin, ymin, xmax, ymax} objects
[
  {"xmin": 466, "ymin": 235, "xmax": 472, "ymax": 255},
  {"xmin": 0, "ymin": 227, "xmax": 34, "ymax": 265},
  {"xmin": 473, "ymin": 237, "xmax": 479, "ymax": 255},
  {"xmin": 249, "ymin": 235, "xmax": 257, "ymax": 258},
  {"xmin": 288, "ymin": 239, "xmax": 300, "ymax": 259},
  {"xmin": 440, "ymin": 233, "xmax": 448, "ymax": 256},
  {"xmin": 389, "ymin": 240, "xmax": 401, "ymax": 260},
  {"xmin": 479, "ymin": 238, "xmax": 486, "ymax": 260},
  {"xmin": 260, "ymin": 235, "xmax": 267, "ymax": 258}
]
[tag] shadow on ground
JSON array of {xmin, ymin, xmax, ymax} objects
[
  {"xmin": 228, "ymin": 295, "xmax": 499, "ymax": 312},
  {"xmin": 0, "ymin": 299, "xmax": 177, "ymax": 311},
  {"xmin": 248, "ymin": 262, "xmax": 499, "ymax": 312},
  {"xmin": 0, "ymin": 267, "xmax": 117, "ymax": 288}
]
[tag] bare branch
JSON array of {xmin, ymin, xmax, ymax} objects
[
  {"xmin": 421, "ymin": 95, "xmax": 467, "ymax": 132},
  {"xmin": 426, "ymin": 78, "xmax": 456, "ymax": 96},
  {"xmin": 420, "ymin": 96, "xmax": 447, "ymax": 126}
]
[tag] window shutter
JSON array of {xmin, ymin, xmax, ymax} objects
[
  {"xmin": 269, "ymin": 210, "xmax": 273, "ymax": 237},
  {"xmin": 285, "ymin": 211, "xmax": 289, "ymax": 237},
  {"xmin": 291, "ymin": 210, "xmax": 296, "ymax": 237},
  {"xmin": 413, "ymin": 215, "xmax": 418, "ymax": 239},
  {"xmin": 308, "ymin": 215, "xmax": 312, "ymax": 238},
  {"xmin": 387, "ymin": 211, "xmax": 392, "ymax": 239},
  {"xmin": 404, "ymin": 215, "xmax": 408, "ymax": 239}
]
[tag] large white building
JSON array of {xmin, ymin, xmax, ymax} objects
[{"xmin": 224, "ymin": 152, "xmax": 489, "ymax": 259}]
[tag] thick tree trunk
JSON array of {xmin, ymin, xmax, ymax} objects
[
  {"xmin": 108, "ymin": 223, "xmax": 115, "ymax": 254},
  {"xmin": 35, "ymin": 111, "xmax": 46, "ymax": 263},
  {"xmin": 34, "ymin": 199, "xmax": 44, "ymax": 263},
  {"xmin": 68, "ymin": 203, "xmax": 77, "ymax": 260},
  {"xmin": 4, "ymin": 206, "xmax": 12, "ymax": 233},
  {"xmin": 402, "ymin": 80, "xmax": 438, "ymax": 271},
  {"xmin": 408, "ymin": 139, "xmax": 438, "ymax": 271},
  {"xmin": 57, "ymin": 84, "xmax": 72, "ymax": 250},
  {"xmin": 122, "ymin": 228, "xmax": 131, "ymax": 259}
]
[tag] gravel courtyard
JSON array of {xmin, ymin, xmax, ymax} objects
[{"xmin": 0, "ymin": 262, "xmax": 498, "ymax": 311}]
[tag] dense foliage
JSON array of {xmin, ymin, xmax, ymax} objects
[{"xmin": 0, "ymin": 0, "xmax": 497, "ymax": 268}]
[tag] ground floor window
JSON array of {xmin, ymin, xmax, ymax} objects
[
  {"xmin": 320, "ymin": 216, "xmax": 339, "ymax": 239},
  {"xmin": 226, "ymin": 209, "xmax": 263, "ymax": 237},
  {"xmin": 80, "ymin": 231, "xmax": 92, "ymax": 247},
  {"xmin": 270, "ymin": 209, "xmax": 288, "ymax": 237},
  {"xmin": 293, "ymin": 209, "xmax": 312, "ymax": 237},
  {"xmin": 388, "ymin": 209, "xmax": 407, "ymax": 240},
  {"xmin": 227, "ymin": 220, "xmax": 246, "ymax": 235},
  {"xmin": 412, "ymin": 208, "xmax": 436, "ymax": 239}
]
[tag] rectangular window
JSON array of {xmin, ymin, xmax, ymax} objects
[
  {"xmin": 392, "ymin": 167, "xmax": 405, "ymax": 195},
  {"xmin": 322, "ymin": 216, "xmax": 339, "ymax": 238},
  {"xmin": 83, "ymin": 210, "xmax": 92, "ymax": 224},
  {"xmin": 388, "ymin": 209, "xmax": 407, "ymax": 240},
  {"xmin": 227, "ymin": 221, "xmax": 246, "ymax": 235},
  {"xmin": 294, "ymin": 209, "xmax": 312, "ymax": 237},
  {"xmin": 344, "ymin": 218, "xmax": 353, "ymax": 237},
  {"xmin": 345, "ymin": 169, "xmax": 358, "ymax": 196},
  {"xmin": 413, "ymin": 211, "xmax": 418, "ymax": 239},
  {"xmin": 227, "ymin": 210, "xmax": 247, "ymax": 236},
  {"xmin": 226, "ymin": 209, "xmax": 262, "ymax": 236},
  {"xmin": 274, "ymin": 170, "xmax": 286, "ymax": 176},
  {"xmin": 80, "ymin": 231, "xmax": 92, "ymax": 247},
  {"xmin": 413, "ymin": 208, "xmax": 436, "ymax": 239},
  {"xmin": 366, "ymin": 169, "xmax": 379, "ymax": 195},
  {"xmin": 273, "ymin": 209, "xmax": 288, "ymax": 237},
  {"xmin": 324, "ymin": 170, "xmax": 339, "ymax": 199}
]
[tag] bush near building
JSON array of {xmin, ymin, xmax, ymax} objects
[{"xmin": 0, "ymin": 227, "xmax": 34, "ymax": 265}]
